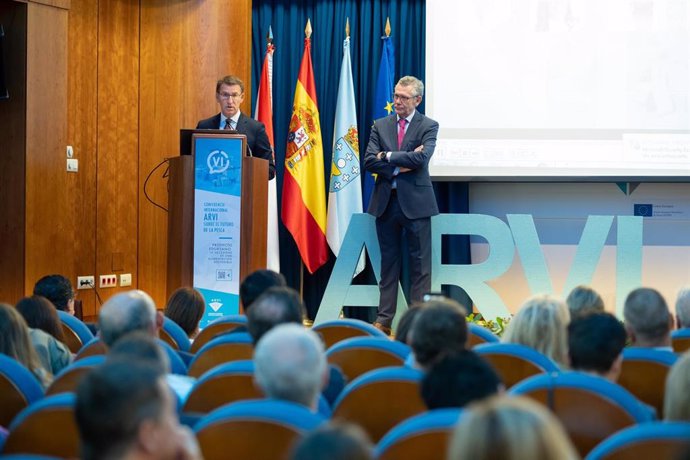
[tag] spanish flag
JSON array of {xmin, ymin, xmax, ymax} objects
[{"xmin": 281, "ymin": 20, "xmax": 329, "ymax": 274}]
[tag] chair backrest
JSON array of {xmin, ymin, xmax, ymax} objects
[
  {"xmin": 326, "ymin": 337, "xmax": 410, "ymax": 382},
  {"xmin": 333, "ymin": 366, "xmax": 426, "ymax": 443},
  {"xmin": 312, "ymin": 319, "xmax": 387, "ymax": 348},
  {"xmin": 586, "ymin": 421, "xmax": 690, "ymax": 460},
  {"xmin": 156, "ymin": 338, "xmax": 188, "ymax": 375},
  {"xmin": 57, "ymin": 310, "xmax": 95, "ymax": 354},
  {"xmin": 187, "ymin": 332, "xmax": 254, "ymax": 378},
  {"xmin": 160, "ymin": 317, "xmax": 192, "ymax": 352},
  {"xmin": 375, "ymin": 408, "xmax": 462, "ymax": 460},
  {"xmin": 467, "ymin": 323, "xmax": 499, "ymax": 348},
  {"xmin": 190, "ymin": 315, "xmax": 248, "ymax": 354},
  {"xmin": 0, "ymin": 355, "xmax": 44, "ymax": 427},
  {"xmin": 617, "ymin": 347, "xmax": 677, "ymax": 418},
  {"xmin": 183, "ymin": 360, "xmax": 261, "ymax": 415},
  {"xmin": 671, "ymin": 328, "xmax": 690, "ymax": 353},
  {"xmin": 194, "ymin": 399, "xmax": 324, "ymax": 460},
  {"xmin": 74, "ymin": 338, "xmax": 107, "ymax": 361},
  {"xmin": 474, "ymin": 342, "xmax": 560, "ymax": 388},
  {"xmin": 3, "ymin": 393, "xmax": 79, "ymax": 458},
  {"xmin": 510, "ymin": 371, "xmax": 655, "ymax": 457},
  {"xmin": 45, "ymin": 355, "xmax": 105, "ymax": 396}
]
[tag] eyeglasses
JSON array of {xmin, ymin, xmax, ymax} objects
[
  {"xmin": 393, "ymin": 93, "xmax": 418, "ymax": 102},
  {"xmin": 218, "ymin": 92, "xmax": 243, "ymax": 100}
]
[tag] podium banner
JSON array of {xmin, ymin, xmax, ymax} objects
[{"xmin": 192, "ymin": 134, "xmax": 243, "ymax": 327}]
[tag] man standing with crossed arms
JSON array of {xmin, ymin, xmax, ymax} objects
[{"xmin": 364, "ymin": 75, "xmax": 439, "ymax": 335}]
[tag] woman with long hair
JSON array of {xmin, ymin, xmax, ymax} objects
[{"xmin": 0, "ymin": 303, "xmax": 53, "ymax": 388}]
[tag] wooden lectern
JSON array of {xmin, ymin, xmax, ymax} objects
[{"xmin": 167, "ymin": 131, "xmax": 268, "ymax": 308}]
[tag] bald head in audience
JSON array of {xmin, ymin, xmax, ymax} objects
[
  {"xmin": 624, "ymin": 287, "xmax": 673, "ymax": 349},
  {"xmin": 98, "ymin": 290, "xmax": 160, "ymax": 348},
  {"xmin": 253, "ymin": 323, "xmax": 327, "ymax": 410}
]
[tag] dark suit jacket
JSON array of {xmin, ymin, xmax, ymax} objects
[
  {"xmin": 364, "ymin": 111, "xmax": 439, "ymax": 219},
  {"xmin": 196, "ymin": 112, "xmax": 275, "ymax": 179}
]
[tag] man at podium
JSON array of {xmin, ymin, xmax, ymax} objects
[{"xmin": 197, "ymin": 75, "xmax": 275, "ymax": 179}]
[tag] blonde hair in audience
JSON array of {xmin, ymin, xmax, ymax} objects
[
  {"xmin": 0, "ymin": 303, "xmax": 52, "ymax": 386},
  {"xmin": 664, "ymin": 352, "xmax": 690, "ymax": 421},
  {"xmin": 448, "ymin": 396, "xmax": 579, "ymax": 460},
  {"xmin": 502, "ymin": 294, "xmax": 570, "ymax": 366}
]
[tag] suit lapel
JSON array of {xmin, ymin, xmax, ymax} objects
[{"xmin": 399, "ymin": 112, "xmax": 422, "ymax": 151}]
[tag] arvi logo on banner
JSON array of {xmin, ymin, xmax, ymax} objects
[{"xmin": 207, "ymin": 150, "xmax": 230, "ymax": 174}]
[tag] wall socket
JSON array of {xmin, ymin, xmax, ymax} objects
[
  {"xmin": 120, "ymin": 273, "xmax": 132, "ymax": 287},
  {"xmin": 77, "ymin": 276, "xmax": 95, "ymax": 289},
  {"xmin": 99, "ymin": 274, "xmax": 117, "ymax": 288}
]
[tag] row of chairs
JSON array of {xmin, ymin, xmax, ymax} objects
[
  {"xmin": 20, "ymin": 314, "xmax": 684, "ymax": 427},
  {"xmin": 3, "ymin": 363, "xmax": 689, "ymax": 459}
]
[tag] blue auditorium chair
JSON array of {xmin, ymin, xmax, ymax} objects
[
  {"xmin": 510, "ymin": 371, "xmax": 655, "ymax": 457},
  {"xmin": 325, "ymin": 336, "xmax": 410, "ymax": 382},
  {"xmin": 2, "ymin": 393, "xmax": 78, "ymax": 458},
  {"xmin": 467, "ymin": 323, "xmax": 499, "ymax": 347},
  {"xmin": 671, "ymin": 328, "xmax": 690, "ymax": 353},
  {"xmin": 586, "ymin": 421, "xmax": 690, "ymax": 460},
  {"xmin": 194, "ymin": 399, "xmax": 325, "ymax": 460},
  {"xmin": 375, "ymin": 408, "xmax": 463, "ymax": 460},
  {"xmin": 474, "ymin": 342, "xmax": 560, "ymax": 388},
  {"xmin": 312, "ymin": 318, "xmax": 387, "ymax": 348},
  {"xmin": 45, "ymin": 355, "xmax": 105, "ymax": 396},
  {"xmin": 0, "ymin": 355, "xmax": 44, "ymax": 428},
  {"xmin": 333, "ymin": 366, "xmax": 426, "ymax": 443},
  {"xmin": 617, "ymin": 347, "xmax": 677, "ymax": 418},
  {"xmin": 190, "ymin": 314, "xmax": 248, "ymax": 354},
  {"xmin": 187, "ymin": 332, "xmax": 253, "ymax": 378},
  {"xmin": 160, "ymin": 316, "xmax": 192, "ymax": 352},
  {"xmin": 57, "ymin": 310, "xmax": 94, "ymax": 353}
]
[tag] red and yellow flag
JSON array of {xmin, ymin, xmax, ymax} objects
[{"xmin": 281, "ymin": 20, "xmax": 328, "ymax": 273}]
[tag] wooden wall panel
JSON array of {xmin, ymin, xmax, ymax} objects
[
  {"xmin": 66, "ymin": 0, "xmax": 98, "ymax": 316},
  {"xmin": 24, "ymin": 2, "xmax": 74, "ymax": 298},
  {"xmin": 0, "ymin": 2, "xmax": 27, "ymax": 304},
  {"xmin": 95, "ymin": 0, "xmax": 139, "ymax": 303},
  {"xmin": 138, "ymin": 0, "xmax": 252, "ymax": 307}
]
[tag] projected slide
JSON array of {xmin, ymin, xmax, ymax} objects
[{"xmin": 426, "ymin": 0, "xmax": 690, "ymax": 179}]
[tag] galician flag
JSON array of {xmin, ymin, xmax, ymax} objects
[
  {"xmin": 281, "ymin": 19, "xmax": 329, "ymax": 274},
  {"xmin": 326, "ymin": 25, "xmax": 364, "ymax": 275},
  {"xmin": 365, "ymin": 18, "xmax": 396, "ymax": 210},
  {"xmin": 254, "ymin": 27, "xmax": 280, "ymax": 272}
]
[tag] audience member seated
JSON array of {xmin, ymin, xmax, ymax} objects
[
  {"xmin": 448, "ymin": 395, "xmax": 579, "ymax": 460},
  {"xmin": 502, "ymin": 294, "xmax": 570, "ymax": 367},
  {"xmin": 568, "ymin": 312, "xmax": 627, "ymax": 382},
  {"xmin": 566, "ymin": 285, "xmax": 605, "ymax": 319},
  {"xmin": 675, "ymin": 287, "xmax": 690, "ymax": 329},
  {"xmin": 409, "ymin": 299, "xmax": 468, "ymax": 370},
  {"xmin": 16, "ymin": 295, "xmax": 73, "ymax": 375},
  {"xmin": 75, "ymin": 360, "xmax": 201, "ymax": 460},
  {"xmin": 664, "ymin": 352, "xmax": 690, "ymax": 421},
  {"xmin": 240, "ymin": 269, "xmax": 287, "ymax": 312},
  {"xmin": 420, "ymin": 349, "xmax": 502, "ymax": 409},
  {"xmin": 0, "ymin": 303, "xmax": 53, "ymax": 388},
  {"xmin": 394, "ymin": 304, "xmax": 422, "ymax": 345},
  {"xmin": 164, "ymin": 287, "xmax": 205, "ymax": 340},
  {"xmin": 247, "ymin": 286, "xmax": 306, "ymax": 345},
  {"xmin": 253, "ymin": 323, "xmax": 328, "ymax": 412},
  {"xmin": 290, "ymin": 421, "xmax": 373, "ymax": 460},
  {"xmin": 33, "ymin": 274, "xmax": 77, "ymax": 315},
  {"xmin": 99, "ymin": 290, "xmax": 195, "ymax": 401},
  {"xmin": 624, "ymin": 287, "xmax": 673, "ymax": 350}
]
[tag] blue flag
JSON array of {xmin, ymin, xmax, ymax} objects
[
  {"xmin": 327, "ymin": 36, "xmax": 363, "ymax": 264},
  {"xmin": 363, "ymin": 34, "xmax": 395, "ymax": 210}
]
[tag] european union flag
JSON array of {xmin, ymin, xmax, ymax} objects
[
  {"xmin": 363, "ymin": 34, "xmax": 395, "ymax": 210},
  {"xmin": 633, "ymin": 204, "xmax": 653, "ymax": 217}
]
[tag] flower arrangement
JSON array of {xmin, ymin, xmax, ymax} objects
[{"xmin": 467, "ymin": 312, "xmax": 512, "ymax": 337}]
